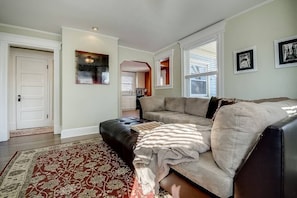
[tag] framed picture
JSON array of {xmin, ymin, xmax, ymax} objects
[
  {"xmin": 274, "ymin": 35, "xmax": 297, "ymax": 69},
  {"xmin": 75, "ymin": 50, "xmax": 109, "ymax": 85},
  {"xmin": 233, "ymin": 46, "xmax": 257, "ymax": 74}
]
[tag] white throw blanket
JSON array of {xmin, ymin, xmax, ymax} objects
[{"xmin": 133, "ymin": 123, "xmax": 211, "ymax": 195}]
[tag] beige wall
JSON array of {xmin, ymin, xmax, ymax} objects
[
  {"xmin": 61, "ymin": 27, "xmax": 119, "ymax": 130},
  {"xmin": 119, "ymin": 46, "xmax": 153, "ymax": 66},
  {"xmin": 153, "ymin": 0, "xmax": 297, "ymax": 99},
  {"xmin": 224, "ymin": 0, "xmax": 297, "ymax": 99}
]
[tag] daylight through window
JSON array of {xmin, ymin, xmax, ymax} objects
[
  {"xmin": 185, "ymin": 41, "xmax": 217, "ymax": 97},
  {"xmin": 180, "ymin": 21, "xmax": 225, "ymax": 98}
]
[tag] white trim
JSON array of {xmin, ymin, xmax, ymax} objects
[
  {"xmin": 226, "ymin": 0, "xmax": 274, "ymax": 21},
  {"xmin": 179, "ymin": 21, "xmax": 225, "ymax": 49},
  {"xmin": 62, "ymin": 26, "xmax": 119, "ymax": 41},
  {"xmin": 217, "ymin": 32, "xmax": 225, "ymax": 97},
  {"xmin": 0, "ymin": 32, "xmax": 61, "ymax": 142},
  {"xmin": 179, "ymin": 21, "xmax": 225, "ymax": 97},
  {"xmin": 61, "ymin": 126, "xmax": 99, "ymax": 139},
  {"xmin": 0, "ymin": 41, "xmax": 9, "ymax": 142},
  {"xmin": 154, "ymin": 49, "xmax": 174, "ymax": 89},
  {"xmin": 118, "ymin": 45, "xmax": 154, "ymax": 55},
  {"xmin": 154, "ymin": 42, "xmax": 178, "ymax": 55},
  {"xmin": 0, "ymin": 23, "xmax": 61, "ymax": 38}
]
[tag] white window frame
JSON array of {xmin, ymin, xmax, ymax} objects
[
  {"xmin": 179, "ymin": 21, "xmax": 225, "ymax": 97},
  {"xmin": 154, "ymin": 49, "xmax": 174, "ymax": 89}
]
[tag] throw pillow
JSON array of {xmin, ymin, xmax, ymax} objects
[
  {"xmin": 211, "ymin": 98, "xmax": 236, "ymax": 120},
  {"xmin": 211, "ymin": 102, "xmax": 288, "ymax": 177},
  {"xmin": 206, "ymin": 97, "xmax": 220, "ymax": 119}
]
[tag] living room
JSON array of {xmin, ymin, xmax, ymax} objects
[
  {"xmin": 0, "ymin": 0, "xmax": 297, "ymax": 197},
  {"xmin": 1, "ymin": 0, "xmax": 296, "ymax": 141}
]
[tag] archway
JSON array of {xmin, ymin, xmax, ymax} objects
[{"xmin": 120, "ymin": 61, "xmax": 151, "ymax": 117}]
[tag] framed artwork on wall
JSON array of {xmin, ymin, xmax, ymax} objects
[
  {"xmin": 75, "ymin": 50, "xmax": 109, "ymax": 85},
  {"xmin": 274, "ymin": 35, "xmax": 297, "ymax": 69},
  {"xmin": 233, "ymin": 46, "xmax": 257, "ymax": 74}
]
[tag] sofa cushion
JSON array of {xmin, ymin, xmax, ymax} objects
[
  {"xmin": 184, "ymin": 98, "xmax": 210, "ymax": 117},
  {"xmin": 260, "ymin": 99, "xmax": 297, "ymax": 116},
  {"xmin": 252, "ymin": 97, "xmax": 289, "ymax": 103},
  {"xmin": 159, "ymin": 113, "xmax": 213, "ymax": 126},
  {"xmin": 143, "ymin": 111, "xmax": 175, "ymax": 122},
  {"xmin": 165, "ymin": 97, "xmax": 185, "ymax": 113},
  {"xmin": 211, "ymin": 102, "xmax": 288, "ymax": 177},
  {"xmin": 139, "ymin": 96, "xmax": 165, "ymax": 112},
  {"xmin": 171, "ymin": 151, "xmax": 233, "ymax": 198}
]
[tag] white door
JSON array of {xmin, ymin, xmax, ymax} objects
[{"xmin": 16, "ymin": 56, "xmax": 51, "ymax": 129}]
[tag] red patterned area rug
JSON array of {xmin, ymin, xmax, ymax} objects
[{"xmin": 0, "ymin": 138, "xmax": 171, "ymax": 198}]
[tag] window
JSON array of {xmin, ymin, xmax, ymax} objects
[
  {"xmin": 179, "ymin": 21, "xmax": 225, "ymax": 98},
  {"xmin": 121, "ymin": 72, "xmax": 136, "ymax": 95},
  {"xmin": 154, "ymin": 49, "xmax": 174, "ymax": 89},
  {"xmin": 186, "ymin": 41, "xmax": 217, "ymax": 97}
]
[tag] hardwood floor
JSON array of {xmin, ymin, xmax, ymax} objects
[
  {"xmin": 0, "ymin": 133, "xmax": 100, "ymax": 173},
  {"xmin": 10, "ymin": 126, "xmax": 54, "ymax": 137},
  {"xmin": 122, "ymin": 109, "xmax": 140, "ymax": 118}
]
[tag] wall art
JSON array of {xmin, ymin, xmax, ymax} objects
[
  {"xmin": 233, "ymin": 46, "xmax": 257, "ymax": 74},
  {"xmin": 75, "ymin": 50, "xmax": 109, "ymax": 84},
  {"xmin": 274, "ymin": 35, "xmax": 297, "ymax": 69}
]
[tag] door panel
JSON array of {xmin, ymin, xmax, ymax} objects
[{"xmin": 16, "ymin": 56, "xmax": 50, "ymax": 129}]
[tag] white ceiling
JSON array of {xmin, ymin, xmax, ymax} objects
[{"xmin": 0, "ymin": 0, "xmax": 270, "ymax": 52}]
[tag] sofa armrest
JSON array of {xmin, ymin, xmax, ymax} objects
[{"xmin": 234, "ymin": 114, "xmax": 297, "ymax": 198}]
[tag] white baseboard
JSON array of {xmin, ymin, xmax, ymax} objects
[{"xmin": 61, "ymin": 125, "xmax": 99, "ymax": 139}]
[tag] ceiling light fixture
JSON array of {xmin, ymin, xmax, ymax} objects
[
  {"xmin": 85, "ymin": 56, "xmax": 94, "ymax": 63},
  {"xmin": 92, "ymin": 26, "xmax": 99, "ymax": 31}
]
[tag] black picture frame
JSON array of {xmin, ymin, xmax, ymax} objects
[
  {"xmin": 233, "ymin": 46, "xmax": 257, "ymax": 74},
  {"xmin": 274, "ymin": 35, "xmax": 297, "ymax": 68}
]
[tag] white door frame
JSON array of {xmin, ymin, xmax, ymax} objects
[{"xmin": 0, "ymin": 32, "xmax": 61, "ymax": 141}]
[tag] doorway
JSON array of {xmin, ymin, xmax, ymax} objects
[
  {"xmin": 120, "ymin": 61, "xmax": 151, "ymax": 118},
  {"xmin": 9, "ymin": 47, "xmax": 54, "ymax": 137},
  {"xmin": 0, "ymin": 32, "xmax": 61, "ymax": 142}
]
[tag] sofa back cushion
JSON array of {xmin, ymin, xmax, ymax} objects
[
  {"xmin": 139, "ymin": 96, "xmax": 165, "ymax": 112},
  {"xmin": 184, "ymin": 98, "xmax": 210, "ymax": 117},
  {"xmin": 211, "ymin": 101, "xmax": 288, "ymax": 177},
  {"xmin": 165, "ymin": 97, "xmax": 185, "ymax": 113}
]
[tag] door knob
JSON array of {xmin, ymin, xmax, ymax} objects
[{"xmin": 17, "ymin": 95, "xmax": 21, "ymax": 102}]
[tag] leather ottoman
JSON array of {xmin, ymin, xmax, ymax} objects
[{"xmin": 99, "ymin": 117, "xmax": 143, "ymax": 168}]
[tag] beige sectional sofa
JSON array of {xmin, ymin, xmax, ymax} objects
[
  {"xmin": 139, "ymin": 96, "xmax": 213, "ymax": 126},
  {"xmin": 138, "ymin": 96, "xmax": 297, "ymax": 198}
]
